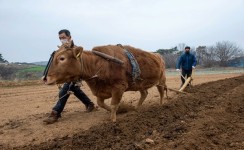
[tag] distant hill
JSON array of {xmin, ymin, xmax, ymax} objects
[{"xmin": 31, "ymin": 61, "xmax": 48, "ymax": 66}]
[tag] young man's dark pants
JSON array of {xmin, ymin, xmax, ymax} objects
[
  {"xmin": 181, "ymin": 69, "xmax": 192, "ymax": 86},
  {"xmin": 53, "ymin": 82, "xmax": 93, "ymax": 116}
]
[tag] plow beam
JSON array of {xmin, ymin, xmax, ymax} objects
[{"xmin": 179, "ymin": 77, "xmax": 192, "ymax": 92}]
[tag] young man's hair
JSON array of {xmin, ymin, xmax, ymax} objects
[{"xmin": 58, "ymin": 29, "xmax": 71, "ymax": 37}]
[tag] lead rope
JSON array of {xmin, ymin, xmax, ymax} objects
[
  {"xmin": 81, "ymin": 51, "xmax": 104, "ymax": 80},
  {"xmin": 88, "ymin": 61, "xmax": 105, "ymax": 80},
  {"xmin": 54, "ymin": 82, "xmax": 74, "ymax": 101}
]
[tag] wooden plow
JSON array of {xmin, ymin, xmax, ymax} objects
[{"xmin": 167, "ymin": 70, "xmax": 195, "ymax": 94}]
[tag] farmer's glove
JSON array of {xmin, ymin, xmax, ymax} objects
[
  {"xmin": 192, "ymin": 66, "xmax": 195, "ymax": 69},
  {"xmin": 176, "ymin": 69, "xmax": 180, "ymax": 71}
]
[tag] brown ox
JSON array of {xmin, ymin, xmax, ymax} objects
[{"xmin": 44, "ymin": 43, "xmax": 167, "ymax": 122}]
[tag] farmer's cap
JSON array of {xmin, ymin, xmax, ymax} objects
[{"xmin": 185, "ymin": 46, "xmax": 190, "ymax": 49}]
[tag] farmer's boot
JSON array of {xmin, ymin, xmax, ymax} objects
[
  {"xmin": 43, "ymin": 110, "xmax": 59, "ymax": 124},
  {"xmin": 86, "ymin": 103, "xmax": 95, "ymax": 112}
]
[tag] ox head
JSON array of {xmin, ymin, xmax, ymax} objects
[{"xmin": 43, "ymin": 42, "xmax": 84, "ymax": 85}]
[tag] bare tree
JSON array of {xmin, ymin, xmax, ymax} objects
[
  {"xmin": 213, "ymin": 41, "xmax": 242, "ymax": 66},
  {"xmin": 162, "ymin": 54, "xmax": 178, "ymax": 68},
  {"xmin": 203, "ymin": 46, "xmax": 218, "ymax": 67},
  {"xmin": 156, "ymin": 47, "xmax": 179, "ymax": 68},
  {"xmin": 196, "ymin": 46, "xmax": 207, "ymax": 66},
  {"xmin": 177, "ymin": 43, "xmax": 186, "ymax": 51}
]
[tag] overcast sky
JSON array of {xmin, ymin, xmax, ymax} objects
[{"xmin": 0, "ymin": 0, "xmax": 243, "ymax": 62}]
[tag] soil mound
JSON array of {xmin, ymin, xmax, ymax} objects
[{"xmin": 3, "ymin": 75, "xmax": 244, "ymax": 150}]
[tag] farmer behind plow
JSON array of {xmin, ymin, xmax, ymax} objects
[{"xmin": 176, "ymin": 46, "xmax": 197, "ymax": 88}]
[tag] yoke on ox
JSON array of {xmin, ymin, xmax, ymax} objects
[{"xmin": 43, "ymin": 42, "xmax": 167, "ymax": 122}]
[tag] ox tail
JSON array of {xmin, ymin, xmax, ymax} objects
[{"xmin": 155, "ymin": 53, "xmax": 168, "ymax": 99}]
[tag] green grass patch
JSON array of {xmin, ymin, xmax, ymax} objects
[
  {"xmin": 16, "ymin": 66, "xmax": 45, "ymax": 79},
  {"xmin": 21, "ymin": 66, "xmax": 45, "ymax": 72}
]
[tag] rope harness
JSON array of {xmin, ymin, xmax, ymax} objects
[
  {"xmin": 124, "ymin": 48, "xmax": 141, "ymax": 82},
  {"xmin": 117, "ymin": 44, "xmax": 141, "ymax": 83}
]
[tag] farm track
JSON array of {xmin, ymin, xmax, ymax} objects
[{"xmin": 0, "ymin": 86, "xmax": 57, "ymax": 98}]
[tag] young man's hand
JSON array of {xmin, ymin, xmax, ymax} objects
[{"xmin": 192, "ymin": 66, "xmax": 195, "ymax": 69}]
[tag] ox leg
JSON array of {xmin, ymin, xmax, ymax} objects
[
  {"xmin": 157, "ymin": 85, "xmax": 165, "ymax": 105},
  {"xmin": 97, "ymin": 97, "xmax": 111, "ymax": 112},
  {"xmin": 135, "ymin": 90, "xmax": 148, "ymax": 109},
  {"xmin": 110, "ymin": 90, "xmax": 124, "ymax": 122},
  {"xmin": 110, "ymin": 105, "xmax": 119, "ymax": 123}
]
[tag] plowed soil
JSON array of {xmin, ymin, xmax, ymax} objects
[{"xmin": 0, "ymin": 73, "xmax": 243, "ymax": 150}]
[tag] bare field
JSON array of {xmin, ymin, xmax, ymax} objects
[{"xmin": 0, "ymin": 73, "xmax": 243, "ymax": 149}]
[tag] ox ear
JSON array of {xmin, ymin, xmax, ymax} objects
[{"xmin": 73, "ymin": 46, "xmax": 83, "ymax": 59}]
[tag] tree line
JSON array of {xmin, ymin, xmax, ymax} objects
[
  {"xmin": 0, "ymin": 41, "xmax": 243, "ymax": 80},
  {"xmin": 0, "ymin": 53, "xmax": 8, "ymax": 63},
  {"xmin": 156, "ymin": 41, "xmax": 244, "ymax": 68}
]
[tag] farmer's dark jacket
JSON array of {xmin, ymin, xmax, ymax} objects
[{"xmin": 176, "ymin": 52, "xmax": 197, "ymax": 70}]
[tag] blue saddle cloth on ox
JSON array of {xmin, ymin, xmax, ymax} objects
[{"xmin": 124, "ymin": 49, "xmax": 141, "ymax": 82}]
